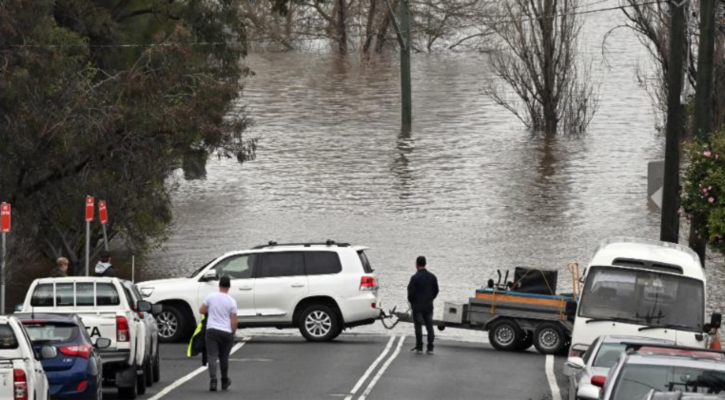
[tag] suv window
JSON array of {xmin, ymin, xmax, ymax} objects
[
  {"xmin": 257, "ymin": 252, "xmax": 304, "ymax": 278},
  {"xmin": 214, "ymin": 254, "xmax": 255, "ymax": 279},
  {"xmin": 358, "ymin": 251, "xmax": 373, "ymax": 273},
  {"xmin": 0, "ymin": 325, "xmax": 18, "ymax": 349},
  {"xmin": 305, "ymin": 252, "xmax": 342, "ymax": 275}
]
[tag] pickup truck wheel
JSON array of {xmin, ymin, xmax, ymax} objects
[
  {"xmin": 533, "ymin": 323, "xmax": 566, "ymax": 355},
  {"xmin": 299, "ymin": 305, "xmax": 340, "ymax": 342},
  {"xmin": 488, "ymin": 319, "xmax": 522, "ymax": 351},
  {"xmin": 118, "ymin": 382, "xmax": 137, "ymax": 399},
  {"xmin": 136, "ymin": 366, "xmax": 147, "ymax": 395},
  {"xmin": 153, "ymin": 348, "xmax": 161, "ymax": 383},
  {"xmin": 157, "ymin": 305, "xmax": 187, "ymax": 343},
  {"xmin": 145, "ymin": 358, "xmax": 153, "ymax": 387}
]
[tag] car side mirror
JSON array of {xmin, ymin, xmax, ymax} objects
[
  {"xmin": 137, "ymin": 301, "xmax": 152, "ymax": 313},
  {"xmin": 95, "ymin": 337, "xmax": 111, "ymax": 349},
  {"xmin": 151, "ymin": 304, "xmax": 163, "ymax": 316},
  {"xmin": 591, "ymin": 375, "xmax": 606, "ymax": 388},
  {"xmin": 40, "ymin": 346, "xmax": 57, "ymax": 360},
  {"xmin": 711, "ymin": 313, "xmax": 722, "ymax": 330},
  {"xmin": 201, "ymin": 270, "xmax": 218, "ymax": 282},
  {"xmin": 564, "ymin": 357, "xmax": 585, "ymax": 377}
]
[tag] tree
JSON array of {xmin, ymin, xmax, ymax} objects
[
  {"xmin": 0, "ymin": 0, "xmax": 256, "ymax": 272},
  {"xmin": 485, "ymin": 0, "xmax": 597, "ymax": 135}
]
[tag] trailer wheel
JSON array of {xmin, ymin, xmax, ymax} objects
[
  {"xmin": 533, "ymin": 323, "xmax": 566, "ymax": 355},
  {"xmin": 488, "ymin": 319, "xmax": 522, "ymax": 351}
]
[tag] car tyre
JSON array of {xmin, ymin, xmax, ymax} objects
[
  {"xmin": 137, "ymin": 366, "xmax": 147, "ymax": 395},
  {"xmin": 157, "ymin": 304, "xmax": 187, "ymax": 343},
  {"xmin": 299, "ymin": 304, "xmax": 341, "ymax": 342},
  {"xmin": 488, "ymin": 319, "xmax": 522, "ymax": 351},
  {"xmin": 145, "ymin": 357, "xmax": 153, "ymax": 387},
  {"xmin": 533, "ymin": 323, "xmax": 567, "ymax": 355},
  {"xmin": 153, "ymin": 347, "xmax": 161, "ymax": 383},
  {"xmin": 118, "ymin": 381, "xmax": 137, "ymax": 400}
]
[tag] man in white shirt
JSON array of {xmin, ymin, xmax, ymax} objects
[{"xmin": 199, "ymin": 275, "xmax": 238, "ymax": 391}]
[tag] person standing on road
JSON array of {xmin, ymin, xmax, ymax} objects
[
  {"xmin": 94, "ymin": 251, "xmax": 117, "ymax": 277},
  {"xmin": 49, "ymin": 257, "xmax": 69, "ymax": 277},
  {"xmin": 199, "ymin": 275, "xmax": 238, "ymax": 392},
  {"xmin": 407, "ymin": 256, "xmax": 439, "ymax": 354}
]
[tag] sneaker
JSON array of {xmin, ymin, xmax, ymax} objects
[
  {"xmin": 209, "ymin": 379, "xmax": 217, "ymax": 392},
  {"xmin": 410, "ymin": 347, "xmax": 423, "ymax": 354},
  {"xmin": 222, "ymin": 378, "xmax": 231, "ymax": 391},
  {"xmin": 427, "ymin": 349, "xmax": 434, "ymax": 355}
]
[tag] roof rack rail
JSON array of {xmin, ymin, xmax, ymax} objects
[
  {"xmin": 623, "ymin": 342, "xmax": 725, "ymax": 355},
  {"xmin": 252, "ymin": 240, "xmax": 350, "ymax": 249}
]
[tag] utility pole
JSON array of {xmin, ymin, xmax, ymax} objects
[
  {"xmin": 689, "ymin": 0, "xmax": 717, "ymax": 266},
  {"xmin": 660, "ymin": 0, "xmax": 688, "ymax": 243},
  {"xmin": 383, "ymin": 0, "xmax": 412, "ymax": 131}
]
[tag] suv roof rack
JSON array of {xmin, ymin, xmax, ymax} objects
[
  {"xmin": 624, "ymin": 342, "xmax": 725, "ymax": 355},
  {"xmin": 252, "ymin": 240, "xmax": 350, "ymax": 249}
]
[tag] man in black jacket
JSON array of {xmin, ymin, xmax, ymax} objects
[{"xmin": 407, "ymin": 256, "xmax": 439, "ymax": 354}]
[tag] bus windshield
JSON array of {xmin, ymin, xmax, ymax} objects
[{"xmin": 579, "ymin": 266, "xmax": 704, "ymax": 332}]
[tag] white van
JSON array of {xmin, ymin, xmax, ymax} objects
[{"xmin": 569, "ymin": 237, "xmax": 720, "ymax": 358}]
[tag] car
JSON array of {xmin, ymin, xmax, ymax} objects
[
  {"xmin": 0, "ymin": 315, "xmax": 52, "ymax": 400},
  {"xmin": 643, "ymin": 390, "xmax": 725, "ymax": 400},
  {"xmin": 120, "ymin": 280, "xmax": 161, "ymax": 386},
  {"xmin": 593, "ymin": 343, "xmax": 725, "ymax": 400},
  {"xmin": 15, "ymin": 313, "xmax": 110, "ymax": 400},
  {"xmin": 137, "ymin": 241, "xmax": 380, "ymax": 342},
  {"xmin": 564, "ymin": 335, "xmax": 674, "ymax": 400},
  {"xmin": 20, "ymin": 277, "xmax": 158, "ymax": 399}
]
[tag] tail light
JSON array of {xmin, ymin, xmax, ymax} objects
[
  {"xmin": 360, "ymin": 276, "xmax": 377, "ymax": 291},
  {"xmin": 117, "ymin": 316, "xmax": 129, "ymax": 342},
  {"xmin": 13, "ymin": 369, "xmax": 27, "ymax": 400},
  {"xmin": 59, "ymin": 344, "xmax": 92, "ymax": 359}
]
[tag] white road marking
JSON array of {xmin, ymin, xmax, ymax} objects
[
  {"xmin": 358, "ymin": 335, "xmax": 406, "ymax": 400},
  {"xmin": 148, "ymin": 340, "xmax": 247, "ymax": 400},
  {"xmin": 545, "ymin": 355, "xmax": 562, "ymax": 400},
  {"xmin": 343, "ymin": 335, "xmax": 397, "ymax": 400}
]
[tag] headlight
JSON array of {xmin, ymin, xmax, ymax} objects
[{"xmin": 140, "ymin": 287, "xmax": 154, "ymax": 297}]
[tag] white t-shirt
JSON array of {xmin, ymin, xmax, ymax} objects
[{"xmin": 203, "ymin": 292, "xmax": 238, "ymax": 333}]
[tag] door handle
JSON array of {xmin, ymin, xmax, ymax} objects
[
  {"xmin": 238, "ymin": 287, "xmax": 253, "ymax": 291},
  {"xmin": 291, "ymin": 284, "xmax": 305, "ymax": 288}
]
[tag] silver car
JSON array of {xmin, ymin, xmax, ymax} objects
[
  {"xmin": 598, "ymin": 344, "xmax": 725, "ymax": 400},
  {"xmin": 564, "ymin": 335, "xmax": 674, "ymax": 400}
]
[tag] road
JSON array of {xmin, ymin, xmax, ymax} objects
[{"xmin": 104, "ymin": 333, "xmax": 570, "ymax": 400}]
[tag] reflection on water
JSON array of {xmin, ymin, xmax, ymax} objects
[{"xmin": 117, "ymin": 3, "xmax": 725, "ymax": 335}]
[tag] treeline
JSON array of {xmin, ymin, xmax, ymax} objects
[{"xmin": 0, "ymin": 0, "xmax": 256, "ymax": 273}]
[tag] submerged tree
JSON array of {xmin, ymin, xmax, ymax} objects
[{"xmin": 485, "ymin": 0, "xmax": 597, "ymax": 135}]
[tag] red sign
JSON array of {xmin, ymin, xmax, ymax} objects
[
  {"xmin": 98, "ymin": 201, "xmax": 108, "ymax": 225},
  {"xmin": 85, "ymin": 196, "xmax": 95, "ymax": 222},
  {"xmin": 0, "ymin": 203, "xmax": 10, "ymax": 233}
]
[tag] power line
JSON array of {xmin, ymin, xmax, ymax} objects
[{"xmin": 0, "ymin": 0, "xmax": 667, "ymax": 50}]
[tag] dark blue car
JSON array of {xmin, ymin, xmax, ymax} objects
[{"xmin": 15, "ymin": 313, "xmax": 109, "ymax": 400}]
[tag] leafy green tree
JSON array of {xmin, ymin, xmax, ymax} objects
[{"xmin": 0, "ymin": 0, "xmax": 256, "ymax": 273}]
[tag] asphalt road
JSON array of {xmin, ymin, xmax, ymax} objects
[{"xmin": 103, "ymin": 333, "xmax": 569, "ymax": 400}]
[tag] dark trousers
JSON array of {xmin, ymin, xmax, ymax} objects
[
  {"xmin": 413, "ymin": 310, "xmax": 434, "ymax": 351},
  {"xmin": 206, "ymin": 328, "xmax": 234, "ymax": 380}
]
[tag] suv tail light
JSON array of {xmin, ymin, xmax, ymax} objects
[
  {"xmin": 360, "ymin": 276, "xmax": 377, "ymax": 291},
  {"xmin": 117, "ymin": 316, "xmax": 129, "ymax": 342},
  {"xmin": 59, "ymin": 344, "xmax": 92, "ymax": 359},
  {"xmin": 13, "ymin": 369, "xmax": 27, "ymax": 400}
]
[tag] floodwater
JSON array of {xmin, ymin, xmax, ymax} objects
[{"xmin": 99, "ymin": 2, "xmax": 725, "ymax": 335}]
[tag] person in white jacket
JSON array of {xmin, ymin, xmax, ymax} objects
[{"xmin": 95, "ymin": 250, "xmax": 117, "ymax": 277}]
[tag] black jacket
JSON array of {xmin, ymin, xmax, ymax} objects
[
  {"xmin": 49, "ymin": 267, "xmax": 68, "ymax": 278},
  {"xmin": 407, "ymin": 269, "xmax": 439, "ymax": 313}
]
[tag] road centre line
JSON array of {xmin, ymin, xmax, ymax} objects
[
  {"xmin": 148, "ymin": 339, "xmax": 248, "ymax": 400},
  {"xmin": 545, "ymin": 355, "xmax": 562, "ymax": 400},
  {"xmin": 358, "ymin": 335, "xmax": 406, "ymax": 400},
  {"xmin": 344, "ymin": 335, "xmax": 397, "ymax": 400}
]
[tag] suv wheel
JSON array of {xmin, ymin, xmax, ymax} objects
[
  {"xmin": 157, "ymin": 305, "xmax": 187, "ymax": 343},
  {"xmin": 299, "ymin": 305, "xmax": 341, "ymax": 342}
]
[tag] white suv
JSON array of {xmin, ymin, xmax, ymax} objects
[{"xmin": 137, "ymin": 241, "xmax": 380, "ymax": 342}]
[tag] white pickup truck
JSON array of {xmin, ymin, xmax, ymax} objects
[
  {"xmin": 0, "ymin": 315, "xmax": 53, "ymax": 400},
  {"xmin": 20, "ymin": 277, "xmax": 156, "ymax": 399}
]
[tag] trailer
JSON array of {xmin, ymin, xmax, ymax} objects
[{"xmin": 388, "ymin": 266, "xmax": 579, "ymax": 355}]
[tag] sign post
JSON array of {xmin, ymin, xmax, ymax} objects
[
  {"xmin": 85, "ymin": 196, "xmax": 94, "ymax": 276},
  {"xmin": 98, "ymin": 201, "xmax": 109, "ymax": 251},
  {"xmin": 1, "ymin": 203, "xmax": 11, "ymax": 314}
]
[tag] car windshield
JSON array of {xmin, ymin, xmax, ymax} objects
[
  {"xmin": 593, "ymin": 343, "xmax": 626, "ymax": 368},
  {"xmin": 579, "ymin": 266, "xmax": 704, "ymax": 332},
  {"xmin": 188, "ymin": 258, "xmax": 217, "ymax": 278},
  {"xmin": 23, "ymin": 322, "xmax": 78, "ymax": 345},
  {"xmin": 613, "ymin": 364, "xmax": 725, "ymax": 399}
]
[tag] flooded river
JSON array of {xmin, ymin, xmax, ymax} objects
[{"xmin": 126, "ymin": 2, "xmax": 725, "ymax": 334}]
